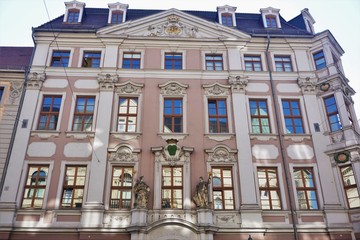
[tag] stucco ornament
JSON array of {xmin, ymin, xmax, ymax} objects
[
  {"xmin": 207, "ymin": 146, "xmax": 236, "ymax": 162},
  {"xmin": 9, "ymin": 81, "xmax": 23, "ymax": 103},
  {"xmin": 193, "ymin": 176, "xmax": 211, "ymax": 208},
  {"xmin": 163, "ymin": 139, "xmax": 183, "ymax": 164},
  {"xmin": 108, "ymin": 145, "xmax": 139, "ymax": 162},
  {"xmin": 297, "ymin": 76, "xmax": 317, "ymax": 94},
  {"xmin": 147, "ymin": 14, "xmax": 198, "ymax": 38},
  {"xmin": 203, "ymin": 83, "xmax": 230, "ymax": 96},
  {"xmin": 228, "ymin": 75, "xmax": 248, "ymax": 93},
  {"xmin": 133, "ymin": 176, "xmax": 150, "ymax": 209},
  {"xmin": 115, "ymin": 81, "xmax": 144, "ymax": 95},
  {"xmin": 26, "ymin": 72, "xmax": 46, "ymax": 90},
  {"xmin": 97, "ymin": 73, "xmax": 118, "ymax": 91},
  {"xmin": 159, "ymin": 81, "xmax": 188, "ymax": 95}
]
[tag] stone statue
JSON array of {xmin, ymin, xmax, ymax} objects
[
  {"xmin": 193, "ymin": 176, "xmax": 210, "ymax": 208},
  {"xmin": 133, "ymin": 176, "xmax": 150, "ymax": 209}
]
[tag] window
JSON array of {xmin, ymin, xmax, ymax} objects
[
  {"xmin": 51, "ymin": 50, "xmax": 70, "ymax": 67},
  {"xmin": 82, "ymin": 51, "xmax": 101, "ymax": 68},
  {"xmin": 257, "ymin": 168, "xmax": 281, "ymax": 210},
  {"xmin": 244, "ymin": 55, "xmax": 262, "ymax": 71},
  {"xmin": 282, "ymin": 99, "xmax": 304, "ymax": 134},
  {"xmin": 165, "ymin": 53, "xmax": 182, "ymax": 70},
  {"xmin": 274, "ymin": 55, "xmax": 292, "ymax": 72},
  {"xmin": 249, "ymin": 99, "xmax": 271, "ymax": 134},
  {"xmin": 61, "ymin": 166, "xmax": 86, "ymax": 208},
  {"xmin": 340, "ymin": 165, "xmax": 360, "ymax": 208},
  {"xmin": 164, "ymin": 98, "xmax": 183, "ymax": 133},
  {"xmin": 212, "ymin": 167, "xmax": 234, "ymax": 210},
  {"xmin": 118, "ymin": 97, "xmax": 138, "ymax": 132},
  {"xmin": 162, "ymin": 166, "xmax": 183, "ymax": 209},
  {"xmin": 313, "ymin": 50, "xmax": 326, "ymax": 70},
  {"xmin": 205, "ymin": 54, "xmax": 223, "ymax": 70},
  {"xmin": 293, "ymin": 168, "xmax": 318, "ymax": 210},
  {"xmin": 38, "ymin": 95, "xmax": 62, "ymax": 130},
  {"xmin": 21, "ymin": 165, "xmax": 49, "ymax": 208},
  {"xmin": 221, "ymin": 13, "xmax": 233, "ymax": 27},
  {"xmin": 122, "ymin": 52, "xmax": 141, "ymax": 69},
  {"xmin": 72, "ymin": 96, "xmax": 95, "ymax": 131},
  {"xmin": 324, "ymin": 95, "xmax": 342, "ymax": 132},
  {"xmin": 208, "ymin": 99, "xmax": 228, "ymax": 133},
  {"xmin": 111, "ymin": 10, "xmax": 123, "ymax": 24},
  {"xmin": 0, "ymin": 86, "xmax": 4, "ymax": 103},
  {"xmin": 266, "ymin": 15, "xmax": 277, "ymax": 28},
  {"xmin": 67, "ymin": 9, "xmax": 80, "ymax": 23},
  {"xmin": 110, "ymin": 166, "xmax": 133, "ymax": 209}
]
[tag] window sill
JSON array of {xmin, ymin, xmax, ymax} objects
[
  {"xmin": 65, "ymin": 131, "xmax": 95, "ymax": 139},
  {"xmin": 250, "ymin": 133, "xmax": 278, "ymax": 141},
  {"xmin": 31, "ymin": 130, "xmax": 60, "ymax": 139},
  {"xmin": 110, "ymin": 131, "xmax": 142, "ymax": 140},
  {"xmin": 157, "ymin": 133, "xmax": 189, "ymax": 141},
  {"xmin": 205, "ymin": 133, "xmax": 234, "ymax": 142}
]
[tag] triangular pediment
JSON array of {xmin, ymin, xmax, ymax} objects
[{"xmin": 97, "ymin": 8, "xmax": 250, "ymax": 40}]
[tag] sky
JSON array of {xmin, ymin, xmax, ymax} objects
[{"xmin": 0, "ymin": 0, "xmax": 359, "ymax": 121}]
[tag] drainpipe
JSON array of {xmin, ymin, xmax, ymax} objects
[{"xmin": 265, "ymin": 35, "xmax": 299, "ymax": 240}]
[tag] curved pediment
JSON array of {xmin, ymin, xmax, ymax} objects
[{"xmin": 97, "ymin": 8, "xmax": 250, "ymax": 40}]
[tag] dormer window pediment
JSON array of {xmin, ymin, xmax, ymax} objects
[
  {"xmin": 108, "ymin": 2, "xmax": 129, "ymax": 24},
  {"xmin": 217, "ymin": 5, "xmax": 237, "ymax": 27},
  {"xmin": 301, "ymin": 8, "xmax": 315, "ymax": 33},
  {"xmin": 64, "ymin": 0, "xmax": 85, "ymax": 23},
  {"xmin": 260, "ymin": 7, "xmax": 281, "ymax": 29}
]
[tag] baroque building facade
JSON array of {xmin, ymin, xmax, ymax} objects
[{"xmin": 0, "ymin": 2, "xmax": 359, "ymax": 240}]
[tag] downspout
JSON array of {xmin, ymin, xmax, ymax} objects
[
  {"xmin": 265, "ymin": 35, "xmax": 299, "ymax": 240},
  {"xmin": 0, "ymin": 33, "xmax": 36, "ymax": 197}
]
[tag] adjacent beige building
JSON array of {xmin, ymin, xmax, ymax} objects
[{"xmin": 0, "ymin": 2, "xmax": 359, "ymax": 240}]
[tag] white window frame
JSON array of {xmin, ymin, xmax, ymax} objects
[
  {"xmin": 17, "ymin": 160, "xmax": 54, "ymax": 209},
  {"xmin": 119, "ymin": 49, "xmax": 145, "ymax": 69},
  {"xmin": 107, "ymin": 2, "xmax": 129, "ymax": 24},
  {"xmin": 47, "ymin": 47, "xmax": 74, "ymax": 68},
  {"xmin": 242, "ymin": 52, "xmax": 266, "ymax": 71},
  {"xmin": 278, "ymin": 96, "xmax": 309, "ymax": 134},
  {"xmin": 161, "ymin": 50, "xmax": 186, "ymax": 70},
  {"xmin": 63, "ymin": 1, "xmax": 85, "ymax": 23},
  {"xmin": 271, "ymin": 52, "xmax": 296, "ymax": 72},
  {"xmin": 260, "ymin": 7, "xmax": 281, "ymax": 29},
  {"xmin": 246, "ymin": 96, "xmax": 275, "ymax": 134},
  {"xmin": 289, "ymin": 163, "xmax": 323, "ymax": 210},
  {"xmin": 78, "ymin": 48, "xmax": 104, "ymax": 68},
  {"xmin": 202, "ymin": 50, "xmax": 228, "ymax": 71},
  {"xmin": 32, "ymin": 91, "xmax": 66, "ymax": 132},
  {"xmin": 217, "ymin": 5, "xmax": 237, "ymax": 27}
]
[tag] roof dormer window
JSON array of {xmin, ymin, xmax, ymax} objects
[
  {"xmin": 63, "ymin": 0, "xmax": 85, "ymax": 23},
  {"xmin": 260, "ymin": 7, "xmax": 281, "ymax": 29},
  {"xmin": 301, "ymin": 8, "xmax": 315, "ymax": 33},
  {"xmin": 108, "ymin": 2, "xmax": 129, "ymax": 24},
  {"xmin": 217, "ymin": 5, "xmax": 237, "ymax": 27}
]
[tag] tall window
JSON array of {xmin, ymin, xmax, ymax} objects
[
  {"xmin": 274, "ymin": 55, "xmax": 292, "ymax": 72},
  {"xmin": 162, "ymin": 166, "xmax": 183, "ymax": 209},
  {"xmin": 313, "ymin": 50, "xmax": 326, "ymax": 70},
  {"xmin": 249, "ymin": 99, "xmax": 271, "ymax": 134},
  {"xmin": 324, "ymin": 95, "xmax": 342, "ymax": 132},
  {"xmin": 164, "ymin": 98, "xmax": 182, "ymax": 133},
  {"xmin": 110, "ymin": 166, "xmax": 133, "ymax": 209},
  {"xmin": 293, "ymin": 168, "xmax": 318, "ymax": 210},
  {"xmin": 340, "ymin": 165, "xmax": 360, "ymax": 209},
  {"xmin": 282, "ymin": 99, "xmax": 304, "ymax": 134},
  {"xmin": 51, "ymin": 51, "xmax": 70, "ymax": 67},
  {"xmin": 212, "ymin": 167, "xmax": 234, "ymax": 210},
  {"xmin": 67, "ymin": 9, "xmax": 80, "ymax": 23},
  {"xmin": 208, "ymin": 99, "xmax": 228, "ymax": 133},
  {"xmin": 21, "ymin": 165, "xmax": 49, "ymax": 208},
  {"xmin": 122, "ymin": 52, "xmax": 141, "ymax": 69},
  {"xmin": 72, "ymin": 96, "xmax": 95, "ymax": 131},
  {"xmin": 205, "ymin": 54, "xmax": 223, "ymax": 70},
  {"xmin": 0, "ymin": 86, "xmax": 4, "ymax": 103},
  {"xmin": 111, "ymin": 10, "xmax": 123, "ymax": 24},
  {"xmin": 61, "ymin": 166, "xmax": 86, "ymax": 208},
  {"xmin": 165, "ymin": 53, "xmax": 182, "ymax": 70},
  {"xmin": 82, "ymin": 51, "xmax": 101, "ymax": 68},
  {"xmin": 38, "ymin": 95, "xmax": 62, "ymax": 130},
  {"xmin": 244, "ymin": 55, "xmax": 262, "ymax": 71},
  {"xmin": 257, "ymin": 168, "xmax": 281, "ymax": 210},
  {"xmin": 221, "ymin": 13, "xmax": 233, "ymax": 27},
  {"xmin": 117, "ymin": 97, "xmax": 138, "ymax": 132},
  {"xmin": 266, "ymin": 15, "xmax": 277, "ymax": 28}
]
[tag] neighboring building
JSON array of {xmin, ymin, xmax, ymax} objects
[
  {"xmin": 0, "ymin": 47, "xmax": 33, "ymax": 194},
  {"xmin": 0, "ymin": 2, "xmax": 359, "ymax": 240}
]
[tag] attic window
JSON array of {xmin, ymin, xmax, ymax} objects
[
  {"xmin": 67, "ymin": 9, "xmax": 80, "ymax": 23},
  {"xmin": 221, "ymin": 13, "xmax": 233, "ymax": 27},
  {"xmin": 266, "ymin": 15, "xmax": 277, "ymax": 28},
  {"xmin": 111, "ymin": 10, "xmax": 123, "ymax": 24},
  {"xmin": 260, "ymin": 7, "xmax": 281, "ymax": 29}
]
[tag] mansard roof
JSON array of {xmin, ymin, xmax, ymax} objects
[
  {"xmin": 0, "ymin": 47, "xmax": 33, "ymax": 71},
  {"xmin": 34, "ymin": 7, "xmax": 312, "ymax": 37}
]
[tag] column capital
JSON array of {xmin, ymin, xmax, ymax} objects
[
  {"xmin": 228, "ymin": 75, "xmax": 248, "ymax": 93},
  {"xmin": 297, "ymin": 76, "xmax": 317, "ymax": 95},
  {"xmin": 97, "ymin": 73, "xmax": 118, "ymax": 91},
  {"xmin": 26, "ymin": 72, "xmax": 46, "ymax": 90}
]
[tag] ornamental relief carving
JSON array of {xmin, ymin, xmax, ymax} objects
[
  {"xmin": 297, "ymin": 77, "xmax": 317, "ymax": 94},
  {"xmin": 27, "ymin": 72, "xmax": 46, "ymax": 90},
  {"xmin": 203, "ymin": 83, "xmax": 230, "ymax": 96},
  {"xmin": 97, "ymin": 73, "xmax": 118, "ymax": 91},
  {"xmin": 228, "ymin": 75, "xmax": 248, "ymax": 93},
  {"xmin": 9, "ymin": 81, "xmax": 23, "ymax": 104},
  {"xmin": 115, "ymin": 81, "xmax": 144, "ymax": 95},
  {"xmin": 206, "ymin": 146, "xmax": 237, "ymax": 162},
  {"xmin": 159, "ymin": 81, "xmax": 188, "ymax": 95},
  {"xmin": 108, "ymin": 145, "xmax": 139, "ymax": 162},
  {"xmin": 147, "ymin": 14, "xmax": 198, "ymax": 38}
]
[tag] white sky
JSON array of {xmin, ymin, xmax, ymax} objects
[{"xmin": 0, "ymin": 0, "xmax": 359, "ymax": 121}]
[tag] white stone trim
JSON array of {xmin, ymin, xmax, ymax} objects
[
  {"xmin": 217, "ymin": 5, "xmax": 237, "ymax": 27},
  {"xmin": 55, "ymin": 161, "xmax": 90, "ymax": 209},
  {"xmin": 17, "ymin": 160, "xmax": 55, "ymax": 209},
  {"xmin": 241, "ymin": 51, "xmax": 267, "ymax": 71},
  {"xmin": 119, "ymin": 49, "xmax": 145, "ymax": 69},
  {"xmin": 201, "ymin": 50, "xmax": 228, "ymax": 71},
  {"xmin": 63, "ymin": 0, "xmax": 85, "ymax": 23},
  {"xmin": 270, "ymin": 51, "xmax": 297, "ymax": 72},
  {"xmin": 260, "ymin": 7, "xmax": 281, "ymax": 28},
  {"xmin": 107, "ymin": 2, "xmax": 129, "ymax": 24},
  {"xmin": 161, "ymin": 50, "xmax": 186, "ymax": 70},
  {"xmin": 47, "ymin": 47, "xmax": 74, "ymax": 67},
  {"xmin": 246, "ymin": 95, "xmax": 276, "ymax": 134},
  {"xmin": 77, "ymin": 48, "xmax": 105, "ymax": 68}
]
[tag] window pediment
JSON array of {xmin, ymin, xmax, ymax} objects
[
  {"xmin": 260, "ymin": 7, "xmax": 281, "ymax": 29},
  {"xmin": 205, "ymin": 145, "xmax": 237, "ymax": 162},
  {"xmin": 108, "ymin": 144, "xmax": 140, "ymax": 162},
  {"xmin": 203, "ymin": 82, "xmax": 230, "ymax": 96},
  {"xmin": 115, "ymin": 81, "xmax": 144, "ymax": 95},
  {"xmin": 159, "ymin": 81, "xmax": 188, "ymax": 96}
]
